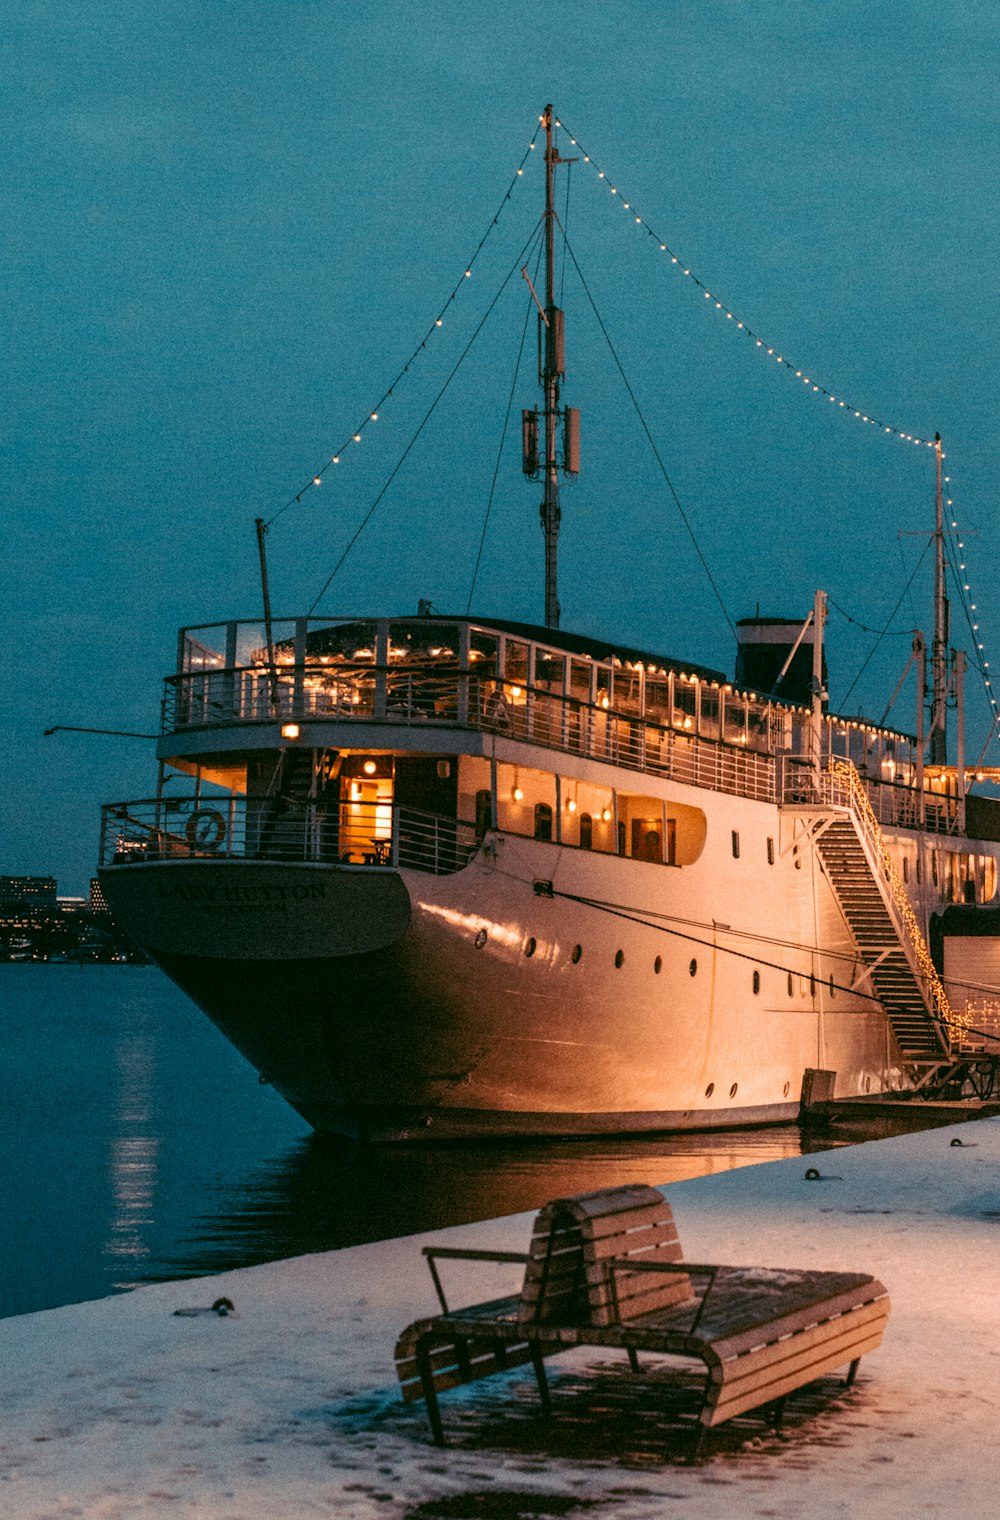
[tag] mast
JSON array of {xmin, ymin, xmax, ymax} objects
[
  {"xmin": 521, "ymin": 106, "xmax": 579, "ymax": 627},
  {"xmin": 541, "ymin": 104, "xmax": 562, "ymax": 629},
  {"xmin": 930, "ymin": 433, "xmax": 949, "ymax": 764}
]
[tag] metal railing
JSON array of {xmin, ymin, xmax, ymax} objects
[
  {"xmin": 162, "ymin": 669, "xmax": 780, "ymax": 810},
  {"xmin": 953, "ymin": 999, "xmax": 1000, "ymax": 1054},
  {"xmin": 779, "ymin": 755, "xmax": 957, "ymax": 835},
  {"xmin": 794, "ymin": 757, "xmax": 954, "ymax": 1051},
  {"xmin": 100, "ymin": 799, "xmax": 480, "ymax": 877}
]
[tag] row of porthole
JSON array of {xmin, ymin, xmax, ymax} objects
[
  {"xmin": 520, "ymin": 936, "xmax": 688, "ymax": 977},
  {"xmin": 484, "ymin": 932, "xmax": 837, "ymax": 1001},
  {"xmin": 703, "ymin": 1080, "xmax": 793, "ymax": 1100}
]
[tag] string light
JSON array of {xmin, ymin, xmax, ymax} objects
[
  {"xmin": 265, "ymin": 120, "xmax": 541, "ymax": 526},
  {"xmin": 554, "ymin": 112, "xmax": 936, "ymax": 450},
  {"xmin": 941, "ymin": 459, "xmax": 1000, "ymax": 742}
]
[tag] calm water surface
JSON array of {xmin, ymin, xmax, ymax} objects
[{"xmin": 2, "ymin": 965, "xmax": 868, "ymax": 1320}]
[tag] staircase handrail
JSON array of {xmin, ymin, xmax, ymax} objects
[{"xmin": 827, "ymin": 758, "xmax": 953, "ymax": 1050}]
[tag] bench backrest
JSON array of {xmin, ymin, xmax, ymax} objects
[{"xmin": 518, "ymin": 1183, "xmax": 693, "ymax": 1327}]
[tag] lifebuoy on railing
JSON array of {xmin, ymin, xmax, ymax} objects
[{"xmin": 185, "ymin": 807, "xmax": 226, "ymax": 852}]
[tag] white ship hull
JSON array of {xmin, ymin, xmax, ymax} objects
[{"xmin": 101, "ymin": 790, "xmax": 918, "ymax": 1140}]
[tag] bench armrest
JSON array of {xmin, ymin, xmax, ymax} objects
[
  {"xmin": 606, "ymin": 1257, "xmax": 720, "ymax": 1334},
  {"xmin": 421, "ymin": 1246, "xmax": 532, "ymax": 1314}
]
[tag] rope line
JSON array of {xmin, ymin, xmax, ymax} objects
[
  {"xmin": 307, "ymin": 217, "xmax": 545, "ymax": 614},
  {"xmin": 266, "ymin": 122, "xmax": 541, "ymax": 528},
  {"xmin": 559, "ymin": 225, "xmax": 736, "ymax": 639}
]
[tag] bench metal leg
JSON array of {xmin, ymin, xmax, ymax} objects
[
  {"xmin": 529, "ymin": 1343, "xmax": 552, "ymax": 1413},
  {"xmin": 845, "ymin": 1357, "xmax": 861, "ymax": 1387},
  {"xmin": 627, "ymin": 1346, "xmax": 641, "ymax": 1374},
  {"xmin": 771, "ymin": 1395, "xmax": 788, "ymax": 1432},
  {"xmin": 416, "ymin": 1337, "xmax": 446, "ymax": 1447},
  {"xmin": 690, "ymin": 1422, "xmax": 709, "ymax": 1463}
]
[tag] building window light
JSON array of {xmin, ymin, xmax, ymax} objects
[{"xmin": 281, "ymin": 723, "xmax": 300, "ymax": 740}]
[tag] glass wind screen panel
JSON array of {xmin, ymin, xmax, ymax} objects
[
  {"xmin": 699, "ymin": 686, "xmax": 720, "ymax": 740},
  {"xmin": 673, "ymin": 678, "xmax": 696, "ymax": 731},
  {"xmin": 724, "ymin": 692, "xmax": 748, "ymax": 744}
]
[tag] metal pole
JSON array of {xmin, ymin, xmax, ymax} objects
[
  {"xmin": 930, "ymin": 435, "xmax": 948, "ymax": 764},
  {"xmin": 255, "ymin": 517, "xmax": 281, "ymax": 714},
  {"xmin": 541, "ymin": 104, "xmax": 561, "ymax": 629}
]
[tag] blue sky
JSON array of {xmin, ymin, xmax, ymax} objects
[{"xmin": 4, "ymin": 1, "xmax": 1000, "ymax": 891}]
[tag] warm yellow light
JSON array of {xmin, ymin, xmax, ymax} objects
[
  {"xmin": 363, "ymin": 759, "xmax": 377, "ymax": 776},
  {"xmin": 511, "ymin": 685, "xmax": 523, "ymax": 699},
  {"xmin": 512, "ymin": 786, "xmax": 524, "ymax": 802},
  {"xmin": 567, "ymin": 798, "xmax": 577, "ymax": 812},
  {"xmin": 601, "ymin": 807, "xmax": 612, "ymax": 822},
  {"xmin": 282, "ymin": 723, "xmax": 300, "ymax": 740}
]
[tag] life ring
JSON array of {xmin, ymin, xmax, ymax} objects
[{"xmin": 185, "ymin": 807, "xmax": 226, "ymax": 851}]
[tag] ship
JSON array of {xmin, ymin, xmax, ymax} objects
[{"xmin": 98, "ymin": 107, "xmax": 1000, "ymax": 1140}]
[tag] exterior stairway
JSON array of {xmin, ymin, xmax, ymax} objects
[{"xmin": 815, "ymin": 816, "xmax": 949, "ymax": 1064}]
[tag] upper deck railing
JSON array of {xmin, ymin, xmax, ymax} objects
[{"xmin": 161, "ymin": 615, "xmax": 955, "ymax": 831}]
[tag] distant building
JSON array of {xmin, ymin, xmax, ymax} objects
[
  {"xmin": 89, "ymin": 878, "xmax": 109, "ymax": 914},
  {"xmin": 0, "ymin": 875, "xmax": 57, "ymax": 906}
]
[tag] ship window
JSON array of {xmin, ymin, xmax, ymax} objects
[
  {"xmin": 534, "ymin": 803, "xmax": 553, "ymax": 842},
  {"xmin": 731, "ymin": 830, "xmax": 740, "ymax": 859},
  {"xmin": 654, "ymin": 955, "xmax": 662, "ymax": 974},
  {"xmin": 829, "ymin": 973, "xmax": 836, "ymax": 997},
  {"xmin": 783, "ymin": 1081, "xmax": 791, "ymax": 1097},
  {"xmin": 475, "ymin": 789, "xmax": 491, "ymax": 842},
  {"xmin": 579, "ymin": 812, "xmax": 593, "ymax": 850},
  {"xmin": 729, "ymin": 1083, "xmax": 738, "ymax": 1098},
  {"xmin": 571, "ymin": 944, "xmax": 582, "ymax": 964},
  {"xmin": 788, "ymin": 973, "xmax": 794, "ymax": 997},
  {"xmin": 752, "ymin": 970, "xmax": 760, "ymax": 995},
  {"xmin": 916, "ymin": 856, "xmax": 922, "ymax": 885},
  {"xmin": 767, "ymin": 836, "xmax": 775, "ymax": 865},
  {"xmin": 810, "ymin": 973, "xmax": 816, "ymax": 997},
  {"xmin": 902, "ymin": 855, "xmax": 909, "ymax": 882},
  {"xmin": 689, "ymin": 958, "xmax": 698, "ymax": 977},
  {"xmin": 614, "ymin": 949, "xmax": 625, "ymax": 969},
  {"xmin": 705, "ymin": 1083, "xmax": 714, "ymax": 1098},
  {"xmin": 524, "ymin": 936, "xmax": 537, "ymax": 958}
]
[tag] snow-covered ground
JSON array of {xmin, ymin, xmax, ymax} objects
[{"xmin": 2, "ymin": 1118, "xmax": 999, "ymax": 1520}]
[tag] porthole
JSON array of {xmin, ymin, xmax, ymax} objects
[
  {"xmin": 571, "ymin": 944, "xmax": 582, "ymax": 964},
  {"xmin": 474, "ymin": 928, "xmax": 488, "ymax": 949},
  {"xmin": 524, "ymin": 936, "xmax": 536, "ymax": 958},
  {"xmin": 782, "ymin": 1081, "xmax": 790, "ymax": 1098},
  {"xmin": 752, "ymin": 970, "xmax": 760, "ymax": 996},
  {"xmin": 729, "ymin": 1082, "xmax": 738, "ymax": 1098},
  {"xmin": 787, "ymin": 973, "xmax": 794, "ymax": 998},
  {"xmin": 865, "ymin": 1076, "xmax": 872, "ymax": 1094},
  {"xmin": 809, "ymin": 973, "xmax": 816, "ymax": 997},
  {"xmin": 614, "ymin": 948, "xmax": 625, "ymax": 969},
  {"xmin": 654, "ymin": 955, "xmax": 663, "ymax": 975},
  {"xmin": 829, "ymin": 973, "xmax": 836, "ymax": 997},
  {"xmin": 705, "ymin": 1083, "xmax": 714, "ymax": 1098},
  {"xmin": 689, "ymin": 958, "xmax": 698, "ymax": 977}
]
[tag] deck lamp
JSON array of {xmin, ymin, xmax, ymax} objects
[{"xmin": 281, "ymin": 723, "xmax": 300, "ymax": 740}]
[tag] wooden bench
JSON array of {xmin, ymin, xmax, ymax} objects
[{"xmin": 395, "ymin": 1184, "xmax": 890, "ymax": 1460}]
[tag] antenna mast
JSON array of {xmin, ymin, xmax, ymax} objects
[
  {"xmin": 930, "ymin": 433, "xmax": 949, "ymax": 764},
  {"xmin": 522, "ymin": 105, "xmax": 579, "ymax": 629}
]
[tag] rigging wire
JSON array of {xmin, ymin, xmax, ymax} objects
[
  {"xmin": 553, "ymin": 112, "xmax": 936, "ymax": 451},
  {"xmin": 510, "ymin": 873, "xmax": 998, "ymax": 1046},
  {"xmin": 465, "ymin": 235, "xmax": 543, "ymax": 615},
  {"xmin": 558, "ymin": 222, "xmax": 736, "ymax": 640},
  {"xmin": 307, "ymin": 216, "xmax": 545, "ymax": 616},
  {"xmin": 835, "ymin": 538, "xmax": 931, "ymax": 712},
  {"xmin": 266, "ymin": 123, "xmax": 541, "ymax": 529}
]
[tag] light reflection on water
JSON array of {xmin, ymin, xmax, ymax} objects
[
  {"xmin": 0, "ymin": 965, "xmax": 943, "ymax": 1318},
  {"xmin": 144, "ymin": 1125, "xmax": 813, "ymax": 1282}
]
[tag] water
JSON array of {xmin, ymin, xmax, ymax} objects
[{"xmin": 2, "ymin": 965, "xmax": 847, "ymax": 1320}]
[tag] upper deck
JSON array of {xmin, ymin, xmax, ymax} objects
[{"xmin": 158, "ymin": 613, "xmax": 960, "ymax": 832}]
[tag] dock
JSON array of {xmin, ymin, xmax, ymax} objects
[{"xmin": 2, "ymin": 1118, "xmax": 1000, "ymax": 1517}]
